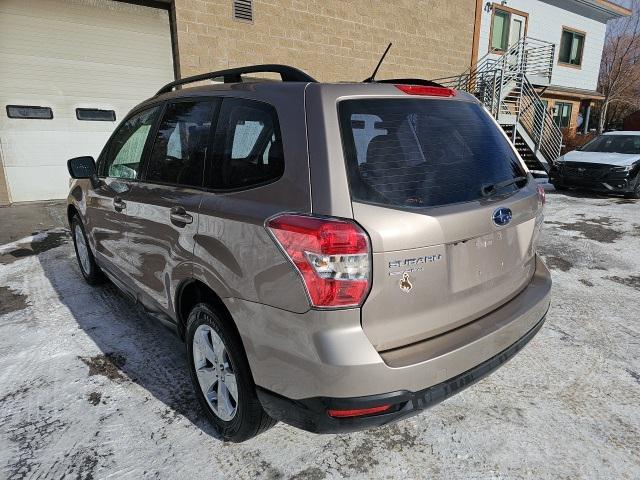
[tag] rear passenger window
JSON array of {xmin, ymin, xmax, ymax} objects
[
  {"xmin": 145, "ymin": 100, "xmax": 216, "ymax": 188},
  {"xmin": 208, "ymin": 98, "xmax": 284, "ymax": 190}
]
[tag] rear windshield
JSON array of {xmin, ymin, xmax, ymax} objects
[
  {"xmin": 580, "ymin": 135, "xmax": 640, "ymax": 154},
  {"xmin": 338, "ymin": 99, "xmax": 526, "ymax": 208}
]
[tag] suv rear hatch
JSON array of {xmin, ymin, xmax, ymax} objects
[{"xmin": 337, "ymin": 94, "xmax": 543, "ymax": 351}]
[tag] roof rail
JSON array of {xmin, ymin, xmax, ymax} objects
[
  {"xmin": 156, "ymin": 64, "xmax": 317, "ymax": 96},
  {"xmin": 375, "ymin": 78, "xmax": 446, "ymax": 88}
]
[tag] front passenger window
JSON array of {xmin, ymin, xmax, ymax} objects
[{"xmin": 100, "ymin": 106, "xmax": 160, "ymax": 179}]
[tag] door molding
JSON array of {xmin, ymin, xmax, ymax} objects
[{"xmin": 488, "ymin": 3, "xmax": 530, "ymax": 53}]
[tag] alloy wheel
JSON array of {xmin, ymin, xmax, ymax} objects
[{"xmin": 192, "ymin": 324, "xmax": 238, "ymax": 421}]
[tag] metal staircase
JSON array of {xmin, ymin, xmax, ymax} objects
[{"xmin": 434, "ymin": 37, "xmax": 562, "ymax": 174}]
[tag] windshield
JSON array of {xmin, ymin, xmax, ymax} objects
[
  {"xmin": 338, "ymin": 99, "xmax": 526, "ymax": 208},
  {"xmin": 580, "ymin": 135, "xmax": 640, "ymax": 154}
]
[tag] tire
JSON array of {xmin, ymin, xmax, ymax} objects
[
  {"xmin": 71, "ymin": 214, "xmax": 104, "ymax": 285},
  {"xmin": 624, "ymin": 174, "xmax": 640, "ymax": 199},
  {"xmin": 551, "ymin": 183, "xmax": 568, "ymax": 191},
  {"xmin": 186, "ymin": 303, "xmax": 276, "ymax": 442}
]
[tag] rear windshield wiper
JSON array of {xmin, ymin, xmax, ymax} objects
[{"xmin": 481, "ymin": 176, "xmax": 527, "ymax": 197}]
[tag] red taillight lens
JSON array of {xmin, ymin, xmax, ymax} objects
[
  {"xmin": 327, "ymin": 404, "xmax": 391, "ymax": 418},
  {"xmin": 266, "ymin": 214, "xmax": 371, "ymax": 308},
  {"xmin": 395, "ymin": 84, "xmax": 456, "ymax": 97},
  {"xmin": 537, "ymin": 184, "xmax": 546, "ymax": 206}
]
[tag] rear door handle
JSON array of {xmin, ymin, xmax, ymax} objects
[
  {"xmin": 170, "ymin": 206, "xmax": 193, "ymax": 226},
  {"xmin": 113, "ymin": 197, "xmax": 126, "ymax": 212}
]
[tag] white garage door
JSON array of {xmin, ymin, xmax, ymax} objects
[{"xmin": 0, "ymin": 0, "xmax": 174, "ymax": 203}]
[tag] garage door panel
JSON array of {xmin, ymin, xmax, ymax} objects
[
  {"xmin": 5, "ymin": 165, "xmax": 78, "ymax": 203},
  {"xmin": 0, "ymin": 0, "xmax": 170, "ymax": 37},
  {"xmin": 3, "ymin": 118, "xmax": 121, "ymax": 133},
  {"xmin": 1, "ymin": 131, "xmax": 112, "ymax": 168},
  {"xmin": 0, "ymin": 16, "xmax": 173, "ymax": 70},
  {"xmin": 0, "ymin": 0, "xmax": 174, "ymax": 202},
  {"xmin": 1, "ymin": 55, "xmax": 171, "ymax": 99}
]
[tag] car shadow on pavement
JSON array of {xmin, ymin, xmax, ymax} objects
[{"xmin": 34, "ymin": 232, "xmax": 224, "ymax": 440}]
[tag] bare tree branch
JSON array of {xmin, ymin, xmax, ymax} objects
[{"xmin": 597, "ymin": 1, "xmax": 640, "ymax": 132}]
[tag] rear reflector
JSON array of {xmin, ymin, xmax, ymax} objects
[
  {"xmin": 266, "ymin": 214, "xmax": 371, "ymax": 308},
  {"xmin": 327, "ymin": 404, "xmax": 391, "ymax": 418},
  {"xmin": 395, "ymin": 84, "xmax": 456, "ymax": 97}
]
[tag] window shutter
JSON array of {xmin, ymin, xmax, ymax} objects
[{"xmin": 233, "ymin": 0, "xmax": 253, "ymax": 22}]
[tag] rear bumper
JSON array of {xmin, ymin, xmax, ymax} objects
[
  {"xmin": 226, "ymin": 257, "xmax": 551, "ymax": 428},
  {"xmin": 257, "ymin": 314, "xmax": 546, "ymax": 433}
]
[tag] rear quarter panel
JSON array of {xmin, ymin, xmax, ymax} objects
[{"xmin": 193, "ymin": 84, "xmax": 313, "ymax": 313}]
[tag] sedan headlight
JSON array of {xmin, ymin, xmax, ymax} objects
[{"xmin": 612, "ymin": 162, "xmax": 637, "ymax": 172}]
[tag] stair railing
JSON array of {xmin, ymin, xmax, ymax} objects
[
  {"xmin": 498, "ymin": 73, "xmax": 562, "ymax": 165},
  {"xmin": 433, "ymin": 36, "xmax": 561, "ymax": 168}
]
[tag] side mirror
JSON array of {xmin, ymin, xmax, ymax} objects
[{"xmin": 67, "ymin": 156, "xmax": 101, "ymax": 188}]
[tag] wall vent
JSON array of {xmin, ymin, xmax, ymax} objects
[{"xmin": 233, "ymin": 0, "xmax": 253, "ymax": 22}]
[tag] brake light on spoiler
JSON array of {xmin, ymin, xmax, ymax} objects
[{"xmin": 395, "ymin": 84, "xmax": 456, "ymax": 97}]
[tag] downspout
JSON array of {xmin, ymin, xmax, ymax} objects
[{"xmin": 583, "ymin": 102, "xmax": 591, "ymax": 134}]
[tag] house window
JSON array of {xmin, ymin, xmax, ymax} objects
[
  {"xmin": 490, "ymin": 9, "xmax": 510, "ymax": 51},
  {"xmin": 554, "ymin": 102, "xmax": 573, "ymax": 128},
  {"xmin": 489, "ymin": 6, "xmax": 527, "ymax": 52},
  {"xmin": 559, "ymin": 28, "xmax": 585, "ymax": 66}
]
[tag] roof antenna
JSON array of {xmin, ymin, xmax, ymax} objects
[{"xmin": 364, "ymin": 43, "xmax": 392, "ymax": 83}]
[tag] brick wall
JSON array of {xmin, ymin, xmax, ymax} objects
[{"xmin": 173, "ymin": 0, "xmax": 476, "ymax": 82}]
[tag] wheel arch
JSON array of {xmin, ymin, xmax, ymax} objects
[
  {"xmin": 175, "ymin": 279, "xmax": 238, "ymax": 342},
  {"xmin": 67, "ymin": 204, "xmax": 79, "ymax": 227}
]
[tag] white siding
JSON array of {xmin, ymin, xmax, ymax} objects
[
  {"xmin": 477, "ymin": 0, "xmax": 606, "ymax": 91},
  {"xmin": 0, "ymin": 0, "xmax": 174, "ymax": 203}
]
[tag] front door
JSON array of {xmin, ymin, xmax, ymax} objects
[
  {"xmin": 86, "ymin": 105, "xmax": 161, "ymax": 287},
  {"xmin": 126, "ymin": 99, "xmax": 218, "ymax": 316}
]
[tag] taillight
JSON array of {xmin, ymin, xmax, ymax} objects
[
  {"xmin": 395, "ymin": 84, "xmax": 456, "ymax": 97},
  {"xmin": 537, "ymin": 184, "xmax": 546, "ymax": 206},
  {"xmin": 266, "ymin": 213, "xmax": 371, "ymax": 308}
]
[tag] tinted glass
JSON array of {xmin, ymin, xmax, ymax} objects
[
  {"xmin": 76, "ymin": 108, "xmax": 116, "ymax": 122},
  {"xmin": 338, "ymin": 99, "xmax": 526, "ymax": 208},
  {"xmin": 101, "ymin": 107, "xmax": 159, "ymax": 179},
  {"xmin": 580, "ymin": 135, "xmax": 640, "ymax": 154},
  {"xmin": 7, "ymin": 105, "xmax": 53, "ymax": 119},
  {"xmin": 146, "ymin": 101, "xmax": 215, "ymax": 187},
  {"xmin": 209, "ymin": 98, "xmax": 284, "ymax": 190}
]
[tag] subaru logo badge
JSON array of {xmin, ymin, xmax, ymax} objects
[{"xmin": 492, "ymin": 207, "xmax": 512, "ymax": 227}]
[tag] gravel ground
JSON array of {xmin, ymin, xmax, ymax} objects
[{"xmin": 0, "ymin": 191, "xmax": 638, "ymax": 479}]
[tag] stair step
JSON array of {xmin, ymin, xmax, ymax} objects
[{"xmin": 500, "ymin": 120, "xmax": 551, "ymax": 174}]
